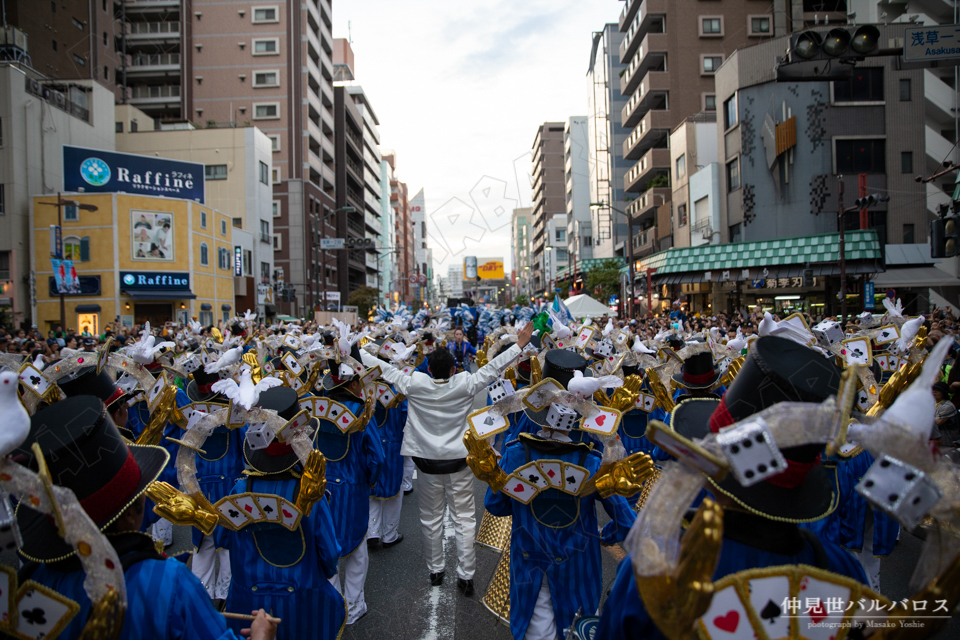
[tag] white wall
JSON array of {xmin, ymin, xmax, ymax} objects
[{"xmin": 688, "ymin": 163, "xmax": 721, "ymax": 247}]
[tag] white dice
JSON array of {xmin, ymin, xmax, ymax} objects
[
  {"xmin": 246, "ymin": 422, "xmax": 277, "ymax": 451},
  {"xmin": 812, "ymin": 320, "xmax": 844, "ymax": 348},
  {"xmin": 856, "ymin": 455, "xmax": 943, "ymax": 530},
  {"xmin": 0, "ymin": 496, "xmax": 21, "ymax": 554},
  {"xmin": 546, "ymin": 404, "xmax": 579, "ymax": 431},
  {"xmin": 716, "ymin": 418, "xmax": 787, "ymax": 487},
  {"xmin": 593, "ymin": 340, "xmax": 615, "ymax": 359},
  {"xmin": 487, "ymin": 378, "xmax": 515, "ymax": 404}
]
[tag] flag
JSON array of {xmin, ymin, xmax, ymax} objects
[
  {"xmin": 551, "ymin": 292, "xmax": 573, "ymax": 325},
  {"xmin": 51, "ymin": 259, "xmax": 67, "ymax": 294}
]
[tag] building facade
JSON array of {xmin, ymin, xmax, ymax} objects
[
  {"xmin": 511, "ymin": 207, "xmax": 532, "ymax": 299},
  {"xmin": 386, "ymin": 153, "xmax": 414, "ymax": 305},
  {"xmin": 379, "ymin": 157, "xmax": 396, "ymax": 307},
  {"xmin": 564, "ymin": 117, "xmax": 592, "ymax": 282},
  {"xmin": 667, "ymin": 114, "xmax": 718, "ymax": 250},
  {"xmin": 531, "ymin": 122, "xmax": 566, "ymax": 292},
  {"xmin": 411, "ymin": 189, "xmax": 433, "ymax": 305}
]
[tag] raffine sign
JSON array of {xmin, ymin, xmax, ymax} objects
[{"xmin": 63, "ymin": 145, "xmax": 206, "ymax": 203}]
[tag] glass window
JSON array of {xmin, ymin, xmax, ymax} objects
[
  {"xmin": 261, "ymin": 262, "xmax": 270, "ymax": 282},
  {"xmin": 116, "ymin": 122, "xmax": 123, "ymax": 133},
  {"xmin": 751, "ymin": 17, "xmax": 771, "ymax": 34},
  {"xmin": 555, "ymin": 229, "xmax": 565, "ymax": 242},
  {"xmin": 729, "ymin": 223, "xmax": 742, "ymax": 243},
  {"xmin": 253, "ymin": 7, "xmax": 278, "ymax": 22},
  {"xmin": 259, "ymin": 162, "xmax": 269, "ymax": 185},
  {"xmin": 899, "ymin": 79, "xmax": 911, "ymax": 101},
  {"xmin": 269, "ymin": 135, "xmax": 280, "ymax": 151},
  {"xmin": 833, "ymin": 68, "xmax": 884, "ymax": 102},
  {"xmin": 130, "ymin": 120, "xmax": 138, "ymax": 132},
  {"xmin": 254, "ymin": 103, "xmax": 278, "ymax": 119},
  {"xmin": 63, "ymin": 205, "xmax": 79, "ymax": 221},
  {"xmin": 703, "ymin": 56, "xmax": 722, "ymax": 73},
  {"xmin": 272, "ymin": 201, "xmax": 280, "ymax": 217},
  {"xmin": 52, "ymin": 40, "xmax": 56, "ymax": 51},
  {"xmin": 556, "ymin": 249, "xmax": 568, "ymax": 261},
  {"xmin": 676, "ymin": 154, "xmax": 686, "ymax": 178},
  {"xmin": 702, "ymin": 18, "xmax": 721, "ymax": 34},
  {"xmin": 272, "ymin": 168, "xmax": 280, "ymax": 184},
  {"xmin": 903, "ymin": 224, "xmax": 915, "ymax": 244},
  {"xmin": 260, "ymin": 220, "xmax": 270, "ymax": 236},
  {"xmin": 724, "ymin": 95, "xmax": 738, "ymax": 129},
  {"xmin": 254, "ymin": 39, "xmax": 277, "ymax": 54},
  {"xmin": 0, "ymin": 252, "xmax": 8, "ymax": 280},
  {"xmin": 73, "ymin": 54, "xmax": 86, "ymax": 67},
  {"xmin": 253, "ymin": 71, "xmax": 278, "ymax": 87},
  {"xmin": 727, "ymin": 158, "xmax": 741, "ymax": 191},
  {"xmin": 201, "ymin": 211, "xmax": 207, "ymax": 228},
  {"xmin": 835, "ymin": 139, "xmax": 886, "ymax": 173},
  {"xmin": 704, "ymin": 95, "xmax": 717, "ymax": 111},
  {"xmin": 200, "ymin": 243, "xmax": 208, "ymax": 266},
  {"xmin": 205, "ymin": 164, "xmax": 227, "ymax": 180},
  {"xmin": 232, "ymin": 217, "xmax": 242, "ymax": 228},
  {"xmin": 678, "ymin": 204, "xmax": 688, "ymax": 227},
  {"xmin": 901, "ymin": 151, "xmax": 913, "ymax": 174},
  {"xmin": 243, "ymin": 250, "xmax": 252, "ymax": 275},
  {"xmin": 63, "ymin": 237, "xmax": 81, "ymax": 261},
  {"xmin": 73, "ymin": 18, "xmax": 84, "ymax": 30},
  {"xmin": 221, "ymin": 219, "xmax": 227, "ymax": 235}
]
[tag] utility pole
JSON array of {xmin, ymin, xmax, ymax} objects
[{"xmin": 838, "ymin": 176, "xmax": 846, "ymax": 325}]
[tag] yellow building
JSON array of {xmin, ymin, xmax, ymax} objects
[{"xmin": 32, "ymin": 193, "xmax": 236, "ymax": 332}]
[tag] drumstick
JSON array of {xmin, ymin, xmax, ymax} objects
[{"xmin": 222, "ymin": 612, "xmax": 282, "ymax": 624}]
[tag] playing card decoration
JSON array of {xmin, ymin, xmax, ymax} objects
[
  {"xmin": 716, "ymin": 417, "xmax": 786, "ymax": 487},
  {"xmin": 0, "ymin": 498, "xmax": 22, "ymax": 555},
  {"xmin": 874, "ymin": 324, "xmax": 899, "ymax": 345},
  {"xmin": 325, "ymin": 401, "xmax": 357, "ymax": 434},
  {"xmin": 0, "ymin": 566, "xmax": 13, "ymax": 627},
  {"xmin": 116, "ymin": 372, "xmax": 140, "ymax": 394},
  {"xmin": 17, "ymin": 365, "xmax": 51, "ymax": 399},
  {"xmin": 227, "ymin": 401, "xmax": 247, "ymax": 427},
  {"xmin": 467, "ymin": 407, "xmax": 508, "ymax": 439},
  {"xmin": 560, "ymin": 463, "xmax": 589, "ymax": 495},
  {"xmin": 361, "ymin": 366, "xmax": 381, "ymax": 387},
  {"xmin": 283, "ymin": 335, "xmax": 302, "ymax": 350},
  {"xmin": 374, "ymin": 382, "xmax": 398, "ymax": 409},
  {"xmin": 580, "ymin": 406, "xmax": 621, "ymax": 436},
  {"xmin": 646, "ymin": 420, "xmax": 729, "ymax": 481},
  {"xmin": 377, "ymin": 339, "xmax": 397, "ymax": 359},
  {"xmin": 147, "ymin": 374, "xmax": 167, "ymax": 411},
  {"xmin": 840, "ymin": 337, "xmax": 872, "ymax": 367},
  {"xmin": 538, "ymin": 461, "xmax": 563, "ymax": 489},
  {"xmin": 575, "ymin": 326, "xmax": 596, "ymax": 350},
  {"xmin": 522, "ymin": 379, "xmax": 564, "ymax": 412},
  {"xmin": 515, "ymin": 462, "xmax": 550, "ymax": 490},
  {"xmin": 12, "ymin": 581, "xmax": 80, "ymax": 640},
  {"xmin": 635, "ymin": 393, "xmax": 656, "ymax": 413},
  {"xmin": 614, "ymin": 329, "xmax": 630, "ymax": 346},
  {"xmin": 277, "ymin": 409, "xmax": 311, "ymax": 443},
  {"xmin": 95, "ymin": 338, "xmax": 112, "ymax": 374},
  {"xmin": 855, "ymin": 454, "xmax": 943, "ymax": 529},
  {"xmin": 281, "ymin": 353, "xmax": 303, "ymax": 376},
  {"xmin": 502, "ymin": 476, "xmax": 539, "ymax": 504},
  {"xmin": 213, "ymin": 493, "xmax": 302, "ymax": 531}
]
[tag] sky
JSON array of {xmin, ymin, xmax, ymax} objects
[{"xmin": 332, "ymin": 0, "xmax": 621, "ymax": 279}]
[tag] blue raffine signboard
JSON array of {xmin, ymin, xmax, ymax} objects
[
  {"xmin": 63, "ymin": 145, "xmax": 205, "ymax": 203},
  {"xmin": 120, "ymin": 271, "xmax": 191, "ymax": 291}
]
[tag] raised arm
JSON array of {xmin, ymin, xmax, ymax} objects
[
  {"xmin": 359, "ymin": 350, "xmax": 412, "ymax": 396},
  {"xmin": 464, "ymin": 322, "xmax": 535, "ymax": 396}
]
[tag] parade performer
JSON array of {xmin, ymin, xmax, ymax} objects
[
  {"xmin": 450, "ymin": 327, "xmax": 476, "ymax": 372},
  {"xmin": 367, "ymin": 358, "xmax": 408, "ymax": 549}
]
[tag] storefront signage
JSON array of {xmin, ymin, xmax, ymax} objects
[
  {"xmin": 120, "ymin": 271, "xmax": 191, "ymax": 291},
  {"xmin": 234, "ymin": 246, "xmax": 243, "ymax": 276},
  {"xmin": 865, "ymin": 282, "xmax": 875, "ymax": 310},
  {"xmin": 750, "ymin": 277, "xmax": 818, "ymax": 289},
  {"xmin": 63, "ymin": 145, "xmax": 205, "ymax": 203},
  {"xmin": 47, "ymin": 275, "xmax": 101, "ymax": 297}
]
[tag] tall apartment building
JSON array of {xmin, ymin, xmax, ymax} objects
[
  {"xmin": 511, "ymin": 207, "xmax": 532, "ymax": 298},
  {"xmin": 117, "ymin": 0, "xmax": 183, "ymax": 119},
  {"xmin": 586, "ymin": 24, "xmax": 629, "ymax": 261},
  {"xmin": 190, "ymin": 0, "xmax": 337, "ymax": 316},
  {"xmin": 617, "ymin": 0, "xmax": 772, "ymax": 254},
  {"xmin": 385, "ymin": 154, "xmax": 414, "ymax": 305},
  {"xmin": 380, "ymin": 156, "xmax": 396, "ymax": 307},
  {"xmin": 411, "ymin": 189, "xmax": 433, "ymax": 304},
  {"xmin": 531, "ymin": 123, "xmax": 566, "ymax": 292},
  {"xmin": 564, "ymin": 117, "xmax": 592, "ymax": 276}
]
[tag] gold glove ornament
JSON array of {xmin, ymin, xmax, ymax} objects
[
  {"xmin": 647, "ymin": 368, "xmax": 676, "ymax": 414},
  {"xmin": 463, "ymin": 429, "xmax": 508, "ymax": 493},
  {"xmin": 589, "ymin": 452, "xmax": 655, "ymax": 499},
  {"xmin": 295, "ymin": 450, "xmax": 327, "ymax": 517},
  {"xmin": 636, "ymin": 498, "xmax": 724, "ymax": 640},
  {"xmin": 146, "ymin": 481, "xmax": 220, "ymax": 536},
  {"xmin": 135, "ymin": 384, "xmax": 178, "ymax": 446},
  {"xmin": 610, "ymin": 385, "xmax": 641, "ymax": 413},
  {"xmin": 718, "ymin": 356, "xmax": 744, "ymax": 388},
  {"xmin": 77, "ymin": 586, "xmax": 124, "ymax": 640}
]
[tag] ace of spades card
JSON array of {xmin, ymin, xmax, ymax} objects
[
  {"xmin": 697, "ymin": 581, "xmax": 753, "ymax": 640},
  {"xmin": 636, "ymin": 393, "xmax": 656, "ymax": 413},
  {"xmin": 581, "ymin": 407, "xmax": 620, "ymax": 436},
  {"xmin": 217, "ymin": 497, "xmax": 252, "ymax": 529},
  {"xmin": 116, "ymin": 372, "xmax": 140, "ymax": 394},
  {"xmin": 377, "ymin": 384, "xmax": 396, "ymax": 408},
  {"xmin": 537, "ymin": 461, "xmax": 564, "ymax": 489},
  {"xmin": 147, "ymin": 374, "xmax": 167, "ymax": 410},
  {"xmin": 874, "ymin": 324, "xmax": 899, "ymax": 345},
  {"xmin": 575, "ymin": 326, "xmax": 596, "ymax": 350},
  {"xmin": 840, "ymin": 338, "xmax": 872, "ymax": 367},
  {"xmin": 17, "ymin": 365, "xmax": 50, "ymax": 398},
  {"xmin": 795, "ymin": 574, "xmax": 855, "ymax": 640},
  {"xmin": 231, "ymin": 494, "xmax": 264, "ymax": 521},
  {"xmin": 744, "ymin": 573, "xmax": 792, "ymax": 640},
  {"xmin": 467, "ymin": 407, "xmax": 508, "ymax": 438},
  {"xmin": 559, "ymin": 463, "xmax": 589, "ymax": 495},
  {"xmin": 503, "ymin": 475, "xmax": 539, "ymax": 504},
  {"xmin": 254, "ymin": 494, "xmax": 280, "ymax": 521},
  {"xmin": 14, "ymin": 581, "xmax": 80, "ymax": 640},
  {"xmin": 281, "ymin": 353, "xmax": 304, "ymax": 376},
  {"xmin": 515, "ymin": 462, "xmax": 550, "ymax": 491},
  {"xmin": 278, "ymin": 498, "xmax": 302, "ymax": 530}
]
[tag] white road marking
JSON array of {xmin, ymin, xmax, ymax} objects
[{"xmin": 417, "ymin": 507, "xmax": 457, "ymax": 640}]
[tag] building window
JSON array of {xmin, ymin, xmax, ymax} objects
[
  {"xmin": 261, "ymin": 262, "xmax": 270, "ymax": 282},
  {"xmin": 833, "ymin": 67, "xmax": 884, "ymax": 103},
  {"xmin": 201, "ymin": 211, "xmax": 207, "ymax": 228},
  {"xmin": 556, "ymin": 249, "xmax": 568, "ymax": 261},
  {"xmin": 724, "ymin": 94, "xmax": 738, "ymax": 129},
  {"xmin": 199, "ymin": 311, "xmax": 213, "ymax": 326},
  {"xmin": 678, "ymin": 204, "xmax": 688, "ymax": 227},
  {"xmin": 272, "ymin": 200, "xmax": 281, "ymax": 217},
  {"xmin": 253, "ymin": 102, "xmax": 279, "ymax": 119},
  {"xmin": 268, "ymin": 135, "xmax": 280, "ymax": 152},
  {"xmin": 103, "ymin": 32, "xmax": 107, "ymax": 46},
  {"xmin": 116, "ymin": 122, "xmax": 123, "ymax": 133},
  {"xmin": 73, "ymin": 54, "xmax": 85, "ymax": 67},
  {"xmin": 205, "ymin": 164, "xmax": 228, "ymax": 180},
  {"xmin": 253, "ymin": 71, "xmax": 279, "ymax": 87},
  {"xmin": 219, "ymin": 247, "xmax": 231, "ymax": 270},
  {"xmin": 232, "ymin": 217, "xmax": 243, "ymax": 228},
  {"xmin": 260, "ymin": 220, "xmax": 270, "ymax": 239},
  {"xmin": 729, "ymin": 223, "xmax": 742, "ymax": 243},
  {"xmin": 273, "ymin": 234, "xmax": 282, "ymax": 250},
  {"xmin": 899, "ymin": 78, "xmax": 911, "ymax": 101},
  {"xmin": 63, "ymin": 205, "xmax": 79, "ymax": 221},
  {"xmin": 103, "ymin": 66, "xmax": 109, "ymax": 81},
  {"xmin": 727, "ymin": 157, "xmax": 741, "ymax": 191},
  {"xmin": 676, "ymin": 154, "xmax": 686, "ymax": 178},
  {"xmin": 130, "ymin": 120, "xmax": 138, "ymax": 132},
  {"xmin": 243, "ymin": 250, "xmax": 252, "ymax": 275},
  {"xmin": 555, "ymin": 229, "xmax": 565, "ymax": 242},
  {"xmin": 702, "ymin": 56, "xmax": 723, "ymax": 74},
  {"xmin": 221, "ymin": 219, "xmax": 227, "ymax": 236},
  {"xmin": 704, "ymin": 94, "xmax": 717, "ymax": 112},
  {"xmin": 200, "ymin": 242, "xmax": 209, "ymax": 266},
  {"xmin": 701, "ymin": 17, "xmax": 722, "ymax": 36},
  {"xmin": 253, "ymin": 39, "xmax": 279, "ymax": 55},
  {"xmin": 271, "ymin": 168, "xmax": 280, "ymax": 184},
  {"xmin": 749, "ymin": 16, "xmax": 771, "ymax": 35},
  {"xmin": 903, "ymin": 223, "xmax": 915, "ymax": 243},
  {"xmin": 901, "ymin": 151, "xmax": 913, "ymax": 174},
  {"xmin": 73, "ymin": 18, "xmax": 84, "ymax": 31},
  {"xmin": 835, "ymin": 139, "xmax": 886, "ymax": 173},
  {"xmin": 50, "ymin": 1, "xmax": 54, "ymax": 11},
  {"xmin": 63, "ymin": 236, "xmax": 88, "ymax": 261},
  {"xmin": 252, "ymin": 6, "xmax": 279, "ymax": 23},
  {"xmin": 52, "ymin": 40, "xmax": 57, "ymax": 51},
  {"xmin": 0, "ymin": 252, "xmax": 8, "ymax": 280},
  {"xmin": 259, "ymin": 162, "xmax": 269, "ymax": 185}
]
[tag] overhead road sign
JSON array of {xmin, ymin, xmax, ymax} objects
[{"xmin": 904, "ymin": 25, "xmax": 960, "ymax": 62}]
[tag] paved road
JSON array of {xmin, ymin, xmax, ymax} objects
[{"xmin": 338, "ymin": 381, "xmax": 957, "ymax": 639}]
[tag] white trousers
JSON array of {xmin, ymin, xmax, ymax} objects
[
  {"xmin": 191, "ymin": 534, "xmax": 231, "ymax": 600},
  {"xmin": 402, "ymin": 457, "xmax": 415, "ymax": 492},
  {"xmin": 329, "ymin": 539, "xmax": 369, "ymax": 624},
  {"xmin": 368, "ymin": 494, "xmax": 403, "ymax": 544},
  {"xmin": 853, "ymin": 510, "xmax": 882, "ymax": 592},
  {"xmin": 525, "ymin": 577, "xmax": 558, "ymax": 640},
  {"xmin": 417, "ymin": 466, "xmax": 476, "ymax": 580}
]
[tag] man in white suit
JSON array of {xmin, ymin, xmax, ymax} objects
[{"xmin": 360, "ymin": 322, "xmax": 534, "ymax": 595}]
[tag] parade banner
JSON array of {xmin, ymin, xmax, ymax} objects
[{"xmin": 50, "ymin": 259, "xmax": 80, "ymax": 294}]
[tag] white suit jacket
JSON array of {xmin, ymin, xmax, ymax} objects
[{"xmin": 359, "ymin": 344, "xmax": 522, "ymax": 460}]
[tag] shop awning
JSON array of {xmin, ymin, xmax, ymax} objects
[
  {"xmin": 221, "ymin": 304, "xmax": 232, "ymax": 311},
  {"xmin": 75, "ymin": 304, "xmax": 101, "ymax": 313},
  {"xmin": 264, "ymin": 304, "xmax": 277, "ymax": 314},
  {"xmin": 653, "ymin": 261, "xmax": 879, "ymax": 285},
  {"xmin": 200, "ymin": 303, "xmax": 212, "ymax": 311},
  {"xmin": 872, "ymin": 267, "xmax": 960, "ymax": 289},
  {"xmin": 122, "ymin": 288, "xmax": 197, "ymax": 300},
  {"xmin": 276, "ymin": 315, "xmax": 299, "ymax": 322}
]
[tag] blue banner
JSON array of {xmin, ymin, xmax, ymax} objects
[
  {"xmin": 51, "ymin": 259, "xmax": 80, "ymax": 294},
  {"xmin": 63, "ymin": 145, "xmax": 205, "ymax": 203},
  {"xmin": 865, "ymin": 281, "xmax": 875, "ymax": 310}
]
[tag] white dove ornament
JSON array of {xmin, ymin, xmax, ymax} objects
[
  {"xmin": 0, "ymin": 371, "xmax": 30, "ymax": 457},
  {"xmin": 567, "ymin": 369, "xmax": 623, "ymax": 398},
  {"xmin": 895, "ymin": 315, "xmax": 925, "ymax": 354},
  {"xmin": 212, "ymin": 369, "xmax": 283, "ymax": 411},
  {"xmin": 204, "ymin": 346, "xmax": 244, "ymax": 374},
  {"xmin": 879, "ymin": 338, "xmax": 952, "ymax": 441}
]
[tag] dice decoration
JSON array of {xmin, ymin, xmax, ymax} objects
[
  {"xmin": 245, "ymin": 422, "xmax": 277, "ymax": 451},
  {"xmin": 487, "ymin": 378, "xmax": 515, "ymax": 404},
  {"xmin": 545, "ymin": 404, "xmax": 579, "ymax": 431},
  {"xmin": 812, "ymin": 320, "xmax": 844, "ymax": 348},
  {"xmin": 593, "ymin": 339, "xmax": 615, "ymax": 359},
  {"xmin": 715, "ymin": 418, "xmax": 787, "ymax": 487},
  {"xmin": 855, "ymin": 454, "xmax": 942, "ymax": 529}
]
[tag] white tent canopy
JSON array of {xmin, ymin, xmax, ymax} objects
[{"xmin": 563, "ymin": 294, "xmax": 616, "ymax": 319}]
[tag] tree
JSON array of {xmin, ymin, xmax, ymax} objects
[
  {"xmin": 584, "ymin": 259, "xmax": 624, "ymax": 305},
  {"xmin": 512, "ymin": 293, "xmax": 529, "ymax": 307},
  {"xmin": 347, "ymin": 286, "xmax": 380, "ymax": 317}
]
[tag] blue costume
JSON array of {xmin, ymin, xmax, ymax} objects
[
  {"xmin": 372, "ymin": 393, "xmax": 407, "ymax": 500},
  {"xmin": 597, "ymin": 512, "xmax": 868, "ymax": 640},
  {"xmin": 450, "ymin": 340, "xmax": 477, "ymax": 370},
  {"xmin": 485, "ymin": 435, "xmax": 637, "ymax": 640},
  {"xmin": 27, "ymin": 534, "xmax": 246, "ymax": 639},
  {"xmin": 214, "ymin": 474, "xmax": 347, "ymax": 640},
  {"xmin": 834, "ymin": 449, "xmax": 899, "ymax": 556}
]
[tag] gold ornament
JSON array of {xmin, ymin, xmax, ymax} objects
[
  {"xmin": 135, "ymin": 385, "xmax": 178, "ymax": 446},
  {"xmin": 463, "ymin": 429, "xmax": 508, "ymax": 493},
  {"xmin": 586, "ymin": 452, "xmax": 655, "ymax": 499},
  {"xmin": 210, "ymin": 327, "xmax": 224, "ymax": 344},
  {"xmin": 503, "ymin": 367, "xmax": 517, "ymax": 389},
  {"xmin": 241, "ymin": 352, "xmax": 263, "ymax": 384},
  {"xmin": 646, "ymin": 367, "xmax": 676, "ymax": 414},
  {"xmin": 636, "ymin": 498, "xmax": 724, "ymax": 640},
  {"xmin": 530, "ymin": 356, "xmax": 543, "ymax": 385},
  {"xmin": 718, "ymin": 355, "xmax": 745, "ymax": 388},
  {"xmin": 294, "ymin": 450, "xmax": 327, "ymax": 517},
  {"xmin": 866, "ymin": 360, "xmax": 923, "ymax": 417},
  {"xmin": 77, "ymin": 586, "xmax": 125, "ymax": 640},
  {"xmin": 145, "ymin": 481, "xmax": 220, "ymax": 536}
]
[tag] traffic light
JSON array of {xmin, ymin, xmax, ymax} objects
[
  {"xmin": 345, "ymin": 238, "xmax": 375, "ymax": 249},
  {"xmin": 854, "ymin": 195, "xmax": 878, "ymax": 209},
  {"xmin": 778, "ymin": 26, "xmax": 881, "ymax": 81},
  {"xmin": 931, "ymin": 215, "xmax": 960, "ymax": 258}
]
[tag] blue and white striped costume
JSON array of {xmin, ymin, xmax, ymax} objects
[{"xmin": 372, "ymin": 394, "xmax": 407, "ymax": 500}]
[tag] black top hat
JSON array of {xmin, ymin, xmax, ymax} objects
[
  {"xmin": 187, "ymin": 367, "xmax": 223, "ymax": 402},
  {"xmin": 321, "ymin": 343, "xmax": 364, "ymax": 391},
  {"xmin": 672, "ymin": 351, "xmax": 720, "ymax": 390},
  {"xmin": 667, "ymin": 335, "xmax": 685, "ymax": 350},
  {"xmin": 14, "ymin": 396, "xmax": 169, "ymax": 562},
  {"xmin": 671, "ymin": 336, "xmax": 842, "ymax": 522},
  {"xmin": 230, "ymin": 322, "xmax": 246, "ymax": 336},
  {"xmin": 542, "ymin": 349, "xmax": 590, "ymax": 390},
  {"xmin": 57, "ymin": 366, "xmax": 127, "ymax": 409},
  {"xmin": 244, "ymin": 387, "xmax": 318, "ymax": 474}
]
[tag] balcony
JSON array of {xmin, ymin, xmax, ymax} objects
[
  {"xmin": 619, "ymin": 0, "xmax": 642, "ymax": 32},
  {"xmin": 627, "ymin": 186, "xmax": 670, "ymax": 225},
  {"xmin": 129, "ymin": 83, "xmax": 180, "ymax": 106},
  {"xmin": 631, "ymin": 227, "xmax": 658, "ymax": 258},
  {"xmin": 122, "ymin": 0, "xmax": 180, "ymax": 12},
  {"xmin": 622, "ymin": 68, "xmax": 669, "ymax": 110},
  {"xmin": 927, "ymin": 181, "xmax": 952, "ymax": 218},
  {"xmin": 619, "ymin": 0, "xmax": 667, "ymax": 64},
  {"xmin": 125, "ymin": 21, "xmax": 180, "ymax": 44},
  {"xmin": 624, "ymin": 148, "xmax": 670, "ymax": 193},
  {"xmin": 126, "ymin": 52, "xmax": 181, "ymax": 79},
  {"xmin": 926, "ymin": 125, "xmax": 955, "ymax": 174},
  {"xmin": 623, "ymin": 110, "xmax": 671, "ymax": 159},
  {"xmin": 924, "ymin": 69, "xmax": 955, "ymax": 126},
  {"xmin": 620, "ymin": 32, "xmax": 667, "ymax": 97}
]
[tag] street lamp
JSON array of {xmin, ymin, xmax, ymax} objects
[
  {"xmin": 39, "ymin": 194, "xmax": 99, "ymax": 329},
  {"xmin": 591, "ymin": 201, "xmax": 635, "ymax": 319}
]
